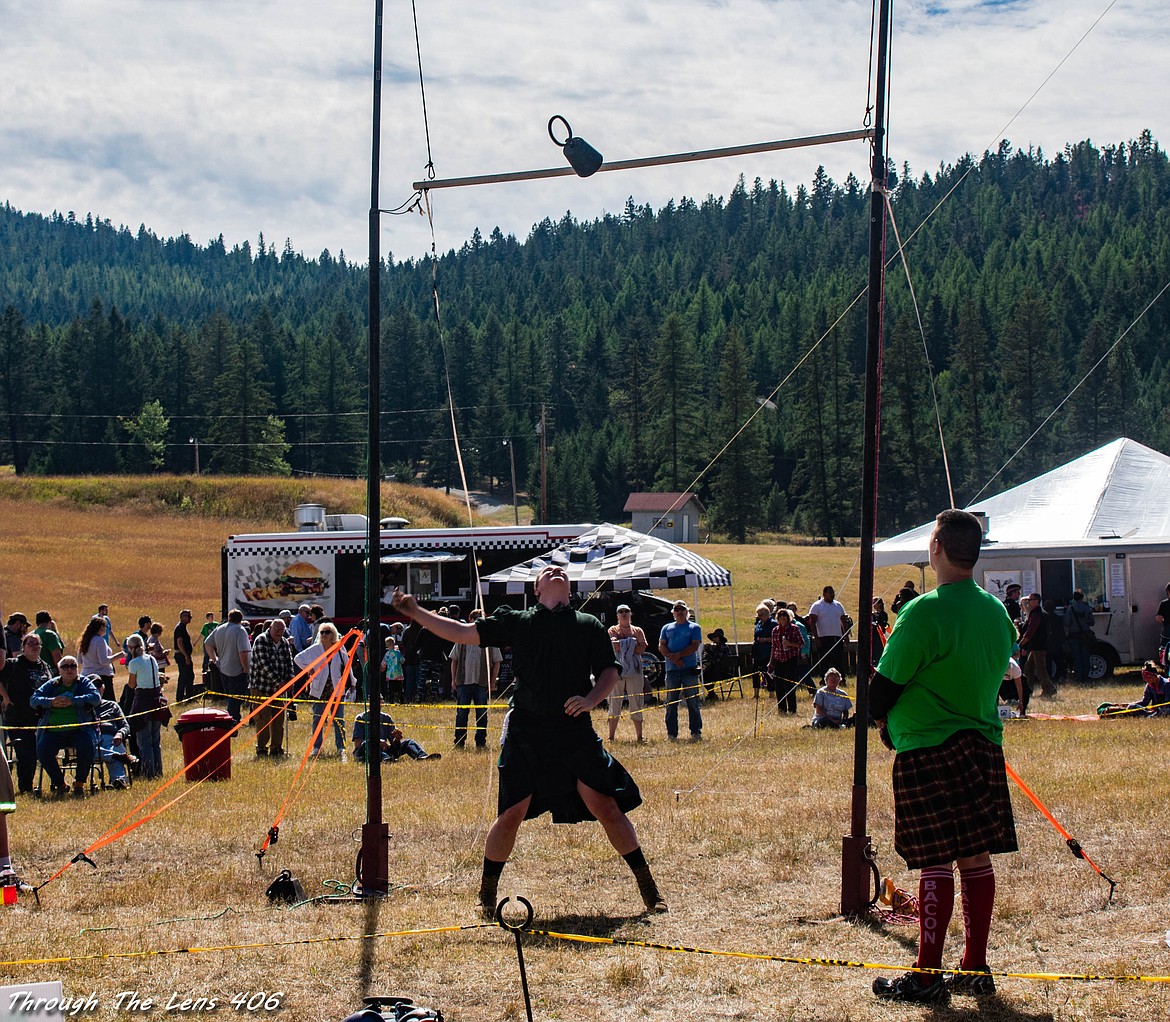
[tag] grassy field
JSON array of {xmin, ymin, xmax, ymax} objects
[{"xmin": 0, "ymin": 483, "xmax": 1165, "ymax": 1021}]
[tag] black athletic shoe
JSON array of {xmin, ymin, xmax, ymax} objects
[
  {"xmin": 872, "ymin": 972, "xmax": 950, "ymax": 1003},
  {"xmin": 948, "ymin": 966, "xmax": 996, "ymax": 995}
]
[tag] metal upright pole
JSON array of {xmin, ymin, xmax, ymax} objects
[
  {"xmin": 361, "ymin": 0, "xmax": 390, "ymax": 897},
  {"xmin": 841, "ymin": 0, "xmax": 891, "ymax": 917}
]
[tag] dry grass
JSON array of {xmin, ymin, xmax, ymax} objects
[
  {"xmin": 1, "ymin": 489, "xmax": 1165, "ymax": 1020},
  {"xmin": 1, "ymin": 686, "xmax": 1164, "ymax": 1022}
]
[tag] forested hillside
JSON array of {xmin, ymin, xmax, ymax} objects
[{"xmin": 1, "ymin": 132, "xmax": 1167, "ymax": 540}]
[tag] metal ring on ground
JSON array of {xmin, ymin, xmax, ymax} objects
[{"xmin": 495, "ymin": 895, "xmax": 534, "ymax": 931}]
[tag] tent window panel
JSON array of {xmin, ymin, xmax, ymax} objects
[
  {"xmin": 1039, "ymin": 560, "xmax": 1074, "ymax": 605},
  {"xmin": 1073, "ymin": 558, "xmax": 1107, "ymax": 610},
  {"xmin": 410, "ymin": 566, "xmax": 435, "ymax": 597}
]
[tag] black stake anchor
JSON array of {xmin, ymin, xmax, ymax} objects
[{"xmin": 496, "ymin": 896, "xmax": 535, "ymax": 1022}]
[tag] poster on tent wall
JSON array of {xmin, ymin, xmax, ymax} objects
[{"xmin": 983, "ymin": 570, "xmax": 1022, "ymax": 601}]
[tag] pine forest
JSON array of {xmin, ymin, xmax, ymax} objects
[{"xmin": 1, "ymin": 133, "xmax": 1167, "ymax": 541}]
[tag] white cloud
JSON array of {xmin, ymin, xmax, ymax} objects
[{"xmin": 1, "ymin": 0, "xmax": 1165, "ymax": 262}]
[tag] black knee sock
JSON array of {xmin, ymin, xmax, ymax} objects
[{"xmin": 622, "ymin": 847, "xmax": 648, "ymax": 872}]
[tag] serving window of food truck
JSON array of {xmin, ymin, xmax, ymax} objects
[
  {"xmin": 1039, "ymin": 556, "xmax": 1109, "ymax": 609},
  {"xmin": 380, "ymin": 551, "xmax": 468, "ymax": 601}
]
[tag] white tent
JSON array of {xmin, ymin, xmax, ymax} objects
[
  {"xmin": 479, "ymin": 523, "xmax": 731, "ymax": 595},
  {"xmin": 874, "ymin": 438, "xmax": 1170, "ymax": 567}
]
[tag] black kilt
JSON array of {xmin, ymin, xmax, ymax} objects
[
  {"xmin": 497, "ymin": 708, "xmax": 643, "ymax": 824},
  {"xmin": 893, "ymin": 729, "xmax": 1017, "ymax": 870}
]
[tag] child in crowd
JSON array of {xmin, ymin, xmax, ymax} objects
[{"xmin": 382, "ymin": 636, "xmax": 405, "ymax": 702}]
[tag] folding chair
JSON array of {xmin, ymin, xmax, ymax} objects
[{"xmin": 34, "ymin": 743, "xmax": 106, "ymax": 796}]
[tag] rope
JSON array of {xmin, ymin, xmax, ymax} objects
[
  {"xmin": 410, "ymin": 0, "xmax": 435, "ymax": 180},
  {"xmin": 510, "ymin": 925, "xmax": 1170, "ymax": 984},
  {"xmin": 874, "ymin": 0, "xmax": 1122, "ymax": 268},
  {"xmin": 32, "ymin": 652, "xmax": 334, "ymax": 895},
  {"xmin": 5, "ymin": 913, "xmax": 1169, "ymax": 987},
  {"xmin": 257, "ymin": 631, "xmax": 363, "ymax": 860},
  {"xmin": 420, "ymin": 187, "xmax": 486, "ymax": 616},
  {"xmin": 3, "ymin": 693, "xmax": 205, "ymax": 731},
  {"xmin": 881, "ymin": 189, "xmax": 955, "ymax": 508}
]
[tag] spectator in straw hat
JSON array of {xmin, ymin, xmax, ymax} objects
[{"xmin": 607, "ymin": 605, "xmax": 647, "ymax": 742}]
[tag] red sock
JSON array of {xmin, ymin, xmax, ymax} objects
[
  {"xmin": 915, "ymin": 866, "xmax": 954, "ymax": 981},
  {"xmin": 959, "ymin": 863, "xmax": 996, "ymax": 969}
]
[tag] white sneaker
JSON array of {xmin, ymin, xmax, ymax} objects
[{"xmin": 0, "ymin": 866, "xmax": 33, "ymax": 893}]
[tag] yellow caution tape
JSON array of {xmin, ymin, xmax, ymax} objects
[
  {"xmin": 0, "ymin": 922, "xmax": 493, "ymax": 968},
  {"xmin": 514, "ymin": 927, "xmax": 1170, "ymax": 984},
  {"xmin": 3, "ymin": 695, "xmax": 205, "ymax": 731}
]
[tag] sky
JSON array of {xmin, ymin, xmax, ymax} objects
[{"xmin": 2, "ymin": 0, "xmax": 1166, "ymax": 264}]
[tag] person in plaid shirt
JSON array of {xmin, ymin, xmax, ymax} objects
[
  {"xmin": 768, "ymin": 608, "xmax": 804, "ymax": 715},
  {"xmin": 249, "ymin": 618, "xmax": 295, "ymax": 757}
]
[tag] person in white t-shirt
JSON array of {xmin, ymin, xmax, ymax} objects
[{"xmin": 807, "ymin": 585, "xmax": 851, "ymax": 681}]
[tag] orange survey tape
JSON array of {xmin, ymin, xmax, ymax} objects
[
  {"xmin": 32, "ymin": 642, "xmax": 347, "ymax": 899},
  {"xmin": 1005, "ymin": 761, "xmax": 1117, "ymax": 900},
  {"xmin": 257, "ymin": 630, "xmax": 361, "ymax": 861}
]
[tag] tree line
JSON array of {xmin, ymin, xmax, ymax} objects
[{"xmin": 0, "ymin": 131, "xmax": 1168, "ymax": 540}]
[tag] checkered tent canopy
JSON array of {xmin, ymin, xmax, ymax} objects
[{"xmin": 479, "ymin": 523, "xmax": 731, "ymax": 595}]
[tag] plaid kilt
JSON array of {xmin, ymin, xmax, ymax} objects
[
  {"xmin": 498, "ymin": 708, "xmax": 643, "ymax": 824},
  {"xmin": 893, "ymin": 729, "xmax": 1017, "ymax": 870}
]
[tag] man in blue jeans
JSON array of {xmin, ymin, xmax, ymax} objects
[
  {"xmin": 203, "ymin": 610, "xmax": 251, "ymax": 722},
  {"xmin": 450, "ymin": 609, "xmax": 501, "ymax": 749},
  {"xmin": 30, "ymin": 657, "xmax": 102, "ymax": 797},
  {"xmin": 659, "ymin": 601, "xmax": 703, "ymax": 741}
]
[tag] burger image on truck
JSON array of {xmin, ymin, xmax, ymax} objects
[{"xmin": 279, "ymin": 561, "xmax": 327, "ymax": 598}]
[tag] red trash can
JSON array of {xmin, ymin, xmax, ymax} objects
[{"xmin": 175, "ymin": 707, "xmax": 235, "ymax": 781}]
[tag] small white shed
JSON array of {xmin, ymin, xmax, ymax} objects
[{"xmin": 623, "ymin": 492, "xmax": 704, "ymax": 544}]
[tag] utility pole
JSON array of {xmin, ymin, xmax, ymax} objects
[
  {"xmin": 360, "ymin": 0, "xmax": 389, "ymax": 898},
  {"xmin": 503, "ymin": 439, "xmax": 519, "ymax": 525},
  {"xmin": 537, "ymin": 406, "xmax": 548, "ymax": 524},
  {"xmin": 841, "ymin": 0, "xmax": 891, "ymax": 918},
  {"xmin": 188, "ymin": 437, "xmax": 200, "ymax": 476}
]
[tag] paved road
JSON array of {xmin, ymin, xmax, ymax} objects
[{"xmin": 445, "ymin": 487, "xmax": 519, "ymax": 518}]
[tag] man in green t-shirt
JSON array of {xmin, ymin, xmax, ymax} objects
[
  {"xmin": 34, "ymin": 611, "xmax": 65, "ymax": 671},
  {"xmin": 392, "ymin": 565, "xmax": 666, "ymax": 919},
  {"xmin": 869, "ymin": 509, "xmax": 1017, "ymax": 1004}
]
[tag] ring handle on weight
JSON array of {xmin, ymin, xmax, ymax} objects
[
  {"xmin": 495, "ymin": 895, "xmax": 534, "ymax": 930},
  {"xmin": 547, "ymin": 115, "xmax": 572, "ymax": 148}
]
